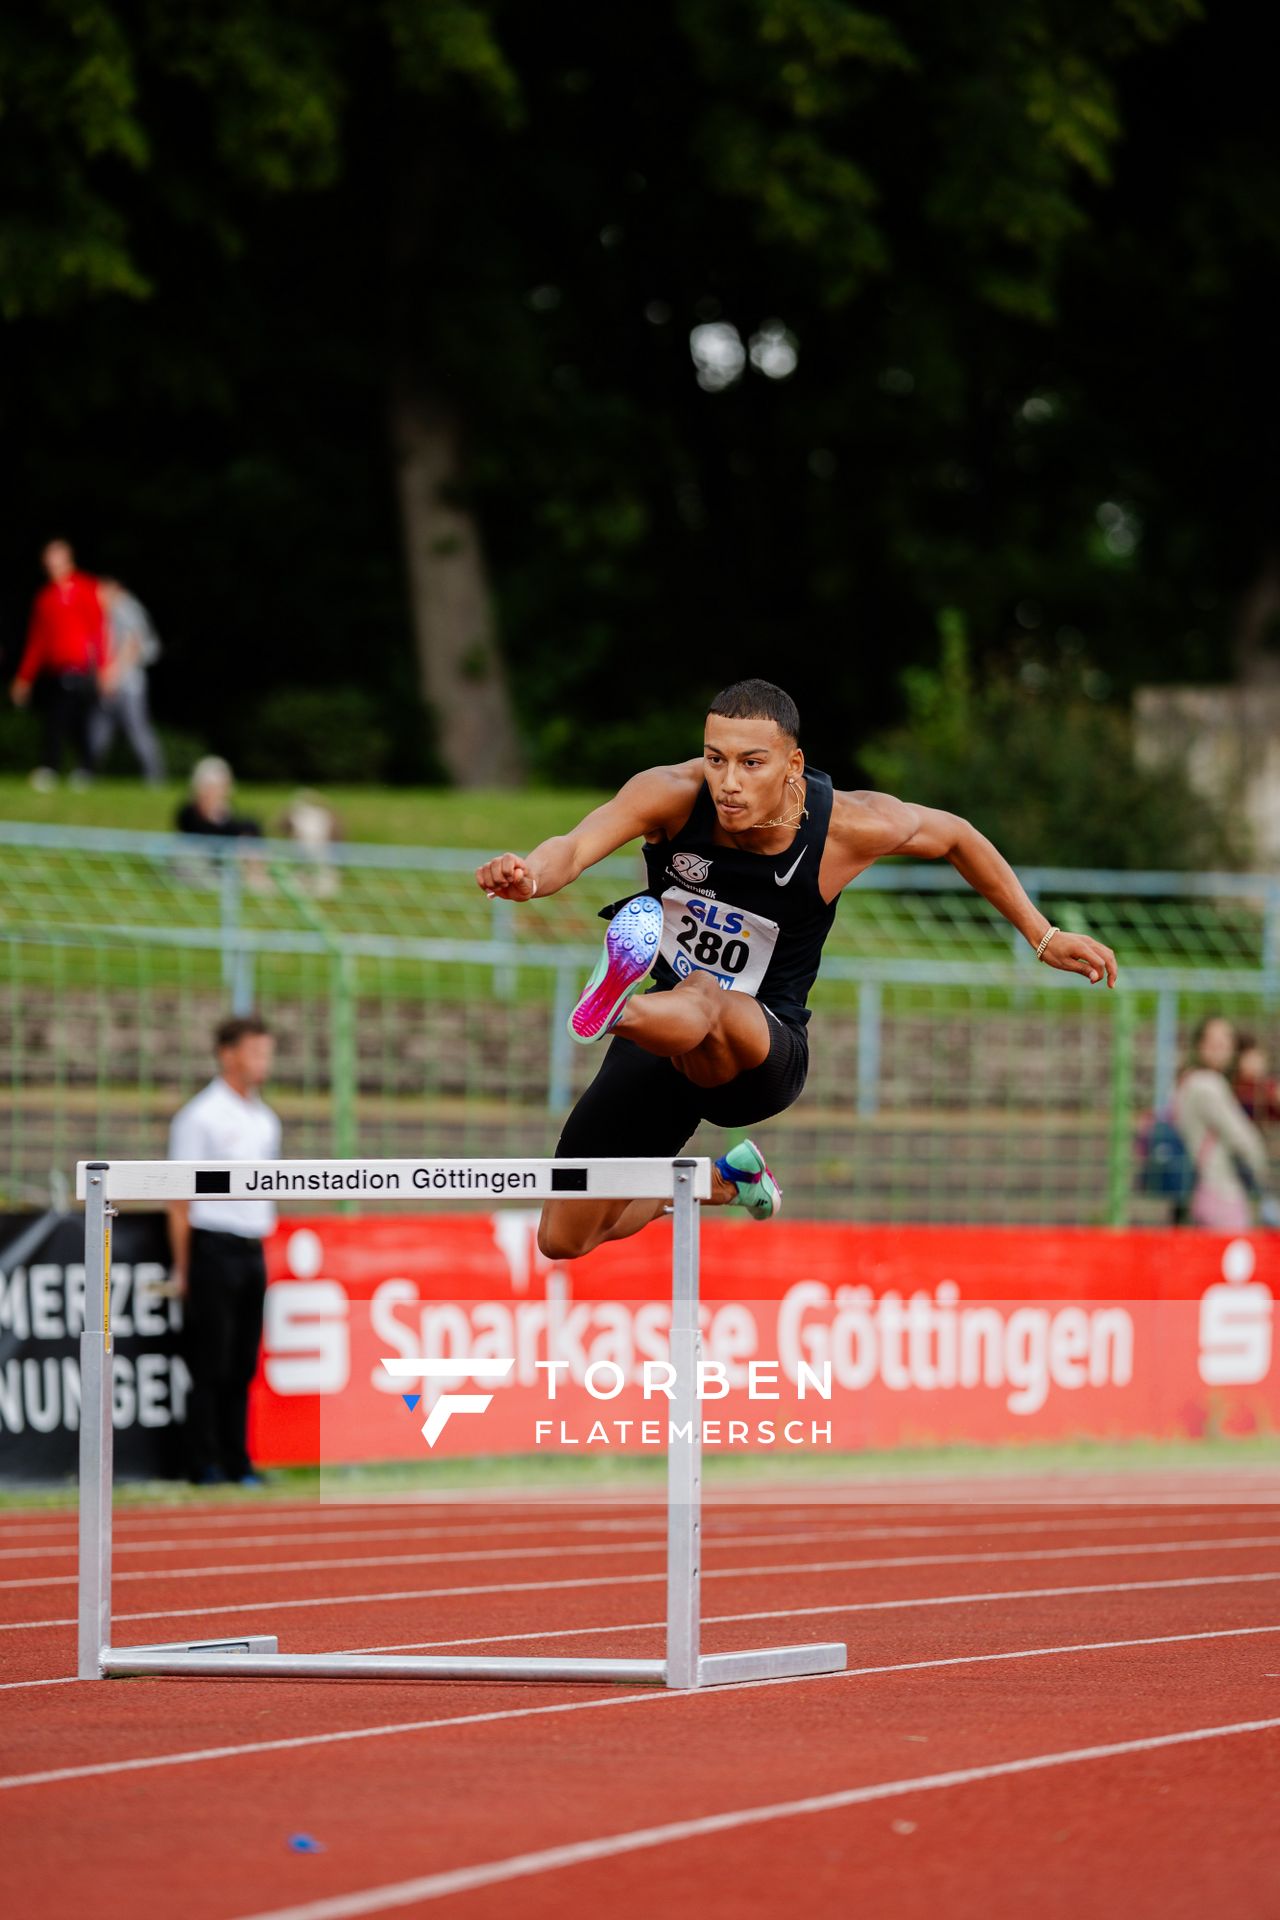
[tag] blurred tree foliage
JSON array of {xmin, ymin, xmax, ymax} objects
[
  {"xmin": 862, "ymin": 614, "xmax": 1246, "ymax": 869},
  {"xmin": 2, "ymin": 0, "xmax": 1276, "ymax": 843},
  {"xmin": 237, "ymin": 685, "xmax": 394, "ymax": 784}
]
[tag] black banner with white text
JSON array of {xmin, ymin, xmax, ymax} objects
[{"xmin": 0, "ymin": 1212, "xmax": 188, "ymax": 1480}]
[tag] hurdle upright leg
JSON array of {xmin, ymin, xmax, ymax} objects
[
  {"xmin": 77, "ymin": 1161, "xmax": 280, "ymax": 1680},
  {"xmin": 77, "ymin": 1165, "xmax": 114, "ymax": 1680},
  {"xmin": 665, "ymin": 1156, "xmax": 702, "ymax": 1688}
]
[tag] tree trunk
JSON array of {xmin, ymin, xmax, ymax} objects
[
  {"xmin": 1235, "ymin": 548, "xmax": 1280, "ymax": 685},
  {"xmin": 389, "ymin": 369, "xmax": 524, "ymax": 786}
]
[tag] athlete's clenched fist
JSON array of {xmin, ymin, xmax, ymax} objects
[{"xmin": 475, "ymin": 853, "xmax": 538, "ymax": 901}]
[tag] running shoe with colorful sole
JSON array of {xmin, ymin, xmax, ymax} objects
[
  {"xmin": 715, "ymin": 1138, "xmax": 783, "ymax": 1220},
  {"xmin": 568, "ymin": 895, "xmax": 664, "ymax": 1044}
]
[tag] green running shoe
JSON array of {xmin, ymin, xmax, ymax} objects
[{"xmin": 715, "ymin": 1139, "xmax": 783, "ymax": 1220}]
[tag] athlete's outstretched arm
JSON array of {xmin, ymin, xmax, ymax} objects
[
  {"xmin": 839, "ymin": 793, "xmax": 1118, "ymax": 986},
  {"xmin": 475, "ymin": 764, "xmax": 698, "ymax": 903}
]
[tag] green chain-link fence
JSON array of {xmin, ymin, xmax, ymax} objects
[{"xmin": 3, "ymin": 823, "xmax": 1279, "ymax": 1221}]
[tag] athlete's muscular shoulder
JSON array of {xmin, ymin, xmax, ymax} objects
[
  {"xmin": 831, "ymin": 789, "xmax": 917, "ymax": 855},
  {"xmin": 632, "ymin": 758, "xmax": 704, "ymax": 841},
  {"xmin": 821, "ymin": 788, "xmax": 934, "ymax": 889}
]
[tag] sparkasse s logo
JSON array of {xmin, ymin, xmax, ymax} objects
[
  {"xmin": 382, "ymin": 1357, "xmax": 514, "ymax": 1446},
  {"xmin": 1198, "ymin": 1240, "xmax": 1274, "ymax": 1387}
]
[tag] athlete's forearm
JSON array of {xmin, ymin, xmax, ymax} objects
[
  {"xmin": 521, "ymin": 835, "xmax": 587, "ymax": 898},
  {"xmin": 947, "ymin": 822, "xmax": 1051, "ymax": 949},
  {"xmin": 476, "ymin": 838, "xmax": 580, "ymax": 902}
]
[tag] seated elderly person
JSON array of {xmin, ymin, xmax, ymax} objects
[{"xmin": 175, "ymin": 757, "xmax": 263, "ymax": 839}]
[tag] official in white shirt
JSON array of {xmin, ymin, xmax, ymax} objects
[{"xmin": 168, "ymin": 1015, "xmax": 281, "ymax": 1485}]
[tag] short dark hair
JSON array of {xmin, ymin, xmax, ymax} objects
[
  {"xmin": 215, "ymin": 1014, "xmax": 271, "ymax": 1052},
  {"xmin": 706, "ymin": 678, "xmax": 800, "ymax": 742}
]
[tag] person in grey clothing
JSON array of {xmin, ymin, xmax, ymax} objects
[
  {"xmin": 91, "ymin": 579, "xmax": 165, "ymax": 782},
  {"xmin": 1173, "ymin": 1014, "xmax": 1270, "ymax": 1230}
]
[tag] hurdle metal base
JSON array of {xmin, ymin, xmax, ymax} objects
[
  {"xmin": 105, "ymin": 1636, "xmax": 282, "ymax": 1664},
  {"xmin": 98, "ymin": 1642, "xmax": 847, "ymax": 1688}
]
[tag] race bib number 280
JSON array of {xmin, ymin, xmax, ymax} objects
[{"xmin": 659, "ymin": 887, "xmax": 779, "ymax": 995}]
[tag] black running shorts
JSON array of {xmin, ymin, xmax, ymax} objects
[{"xmin": 555, "ymin": 1007, "xmax": 808, "ymax": 1160}]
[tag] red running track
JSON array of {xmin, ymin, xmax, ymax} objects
[{"xmin": 1, "ymin": 1479, "xmax": 1279, "ymax": 1919}]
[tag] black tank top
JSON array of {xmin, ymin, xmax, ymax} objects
[{"xmin": 632, "ymin": 767, "xmax": 840, "ymax": 1028}]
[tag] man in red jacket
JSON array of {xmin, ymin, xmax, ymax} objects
[{"xmin": 10, "ymin": 538, "xmax": 106, "ymax": 789}]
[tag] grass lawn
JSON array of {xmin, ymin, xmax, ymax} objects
[
  {"xmin": 4, "ymin": 1433, "xmax": 1279, "ymax": 1509},
  {"xmin": 0, "ymin": 775, "xmax": 612, "ymax": 849}
]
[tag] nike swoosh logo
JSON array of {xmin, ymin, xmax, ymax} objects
[{"xmin": 774, "ymin": 848, "xmax": 807, "ymax": 887}]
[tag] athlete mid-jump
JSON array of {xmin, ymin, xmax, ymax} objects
[{"xmin": 476, "ymin": 678, "xmax": 1117, "ymax": 1261}]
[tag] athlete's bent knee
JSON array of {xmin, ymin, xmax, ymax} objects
[
  {"xmin": 537, "ymin": 1214, "xmax": 591, "ymax": 1262},
  {"xmin": 681, "ymin": 971, "xmax": 723, "ymax": 1007},
  {"xmin": 677, "ymin": 969, "xmax": 728, "ymax": 1032}
]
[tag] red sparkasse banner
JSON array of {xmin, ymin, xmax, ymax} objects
[{"xmin": 249, "ymin": 1215, "xmax": 1280, "ymax": 1465}]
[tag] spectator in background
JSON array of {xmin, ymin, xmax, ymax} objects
[
  {"xmin": 1174, "ymin": 1014, "xmax": 1270, "ymax": 1231},
  {"xmin": 8, "ymin": 538, "xmax": 105, "ymax": 790},
  {"xmin": 176, "ymin": 756, "xmax": 263, "ymax": 838},
  {"xmin": 168, "ymin": 1015, "xmax": 280, "ymax": 1486},
  {"xmin": 279, "ymin": 788, "xmax": 340, "ymax": 896},
  {"xmin": 1233, "ymin": 1036, "xmax": 1280, "ymax": 1129},
  {"xmin": 92, "ymin": 580, "xmax": 165, "ymax": 784}
]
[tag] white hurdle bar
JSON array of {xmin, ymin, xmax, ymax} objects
[{"xmin": 75, "ymin": 1155, "xmax": 847, "ymax": 1689}]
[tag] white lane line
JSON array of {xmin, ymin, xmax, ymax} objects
[
  {"xmin": 6, "ymin": 1483, "xmax": 1273, "ymax": 1538},
  {"xmin": 2, "ymin": 1486, "xmax": 1276, "ymax": 1539},
  {"xmin": 5, "ymin": 1622, "xmax": 1280, "ymax": 1788},
  {"xmin": 0, "ymin": 1501, "xmax": 659, "ymax": 1538},
  {"xmin": 259, "ymin": 1478, "xmax": 1280, "ymax": 1501},
  {"xmin": 0, "ymin": 1524, "xmax": 1034, "ymax": 1591},
  {"xmin": 8, "ymin": 1526, "xmax": 1280, "ymax": 1597},
  {"xmin": 289, "ymin": 1483, "xmax": 1280, "ymax": 1510},
  {"xmin": 0, "ymin": 1675, "xmax": 80, "ymax": 1693},
  {"xmin": 8, "ymin": 1560, "xmax": 1280, "ymax": 1639},
  {"xmin": 0, "ymin": 1534, "xmax": 698, "ymax": 1592},
  {"xmin": 358, "ymin": 1575, "xmax": 1280, "ymax": 1653},
  {"xmin": 691, "ymin": 1570, "xmax": 1280, "ymax": 1631},
  {"xmin": 6, "ymin": 1618, "xmax": 1280, "ymax": 1698},
  {"xmin": 0, "ymin": 1516, "xmax": 672, "ymax": 1558},
  {"xmin": 228, "ymin": 1718, "xmax": 1280, "ymax": 1919},
  {"xmin": 7, "ymin": 1505, "xmax": 1277, "ymax": 1566},
  {"xmin": 360, "ymin": 1621, "xmax": 1280, "ymax": 1667},
  {"xmin": 0, "ymin": 1520, "xmax": 668, "ymax": 1564},
  {"xmin": 0, "ymin": 1504, "xmax": 664, "ymax": 1542},
  {"xmin": 0, "ymin": 1692, "xmax": 694, "ymax": 1788}
]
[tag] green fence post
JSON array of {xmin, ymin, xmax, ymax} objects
[
  {"xmin": 269, "ymin": 861, "xmax": 357, "ymax": 1163},
  {"xmin": 1107, "ymin": 990, "xmax": 1135, "ymax": 1227},
  {"xmin": 548, "ymin": 965, "xmax": 574, "ymax": 1113},
  {"xmin": 331, "ymin": 949, "xmax": 357, "ymax": 1162},
  {"xmin": 856, "ymin": 981, "xmax": 882, "ymax": 1118},
  {"xmin": 219, "ymin": 853, "xmax": 251, "ymax": 1012}
]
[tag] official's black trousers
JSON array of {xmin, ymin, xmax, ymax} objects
[
  {"xmin": 184, "ymin": 1228, "xmax": 267, "ymax": 1482},
  {"xmin": 36, "ymin": 670, "xmax": 96, "ymax": 775}
]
